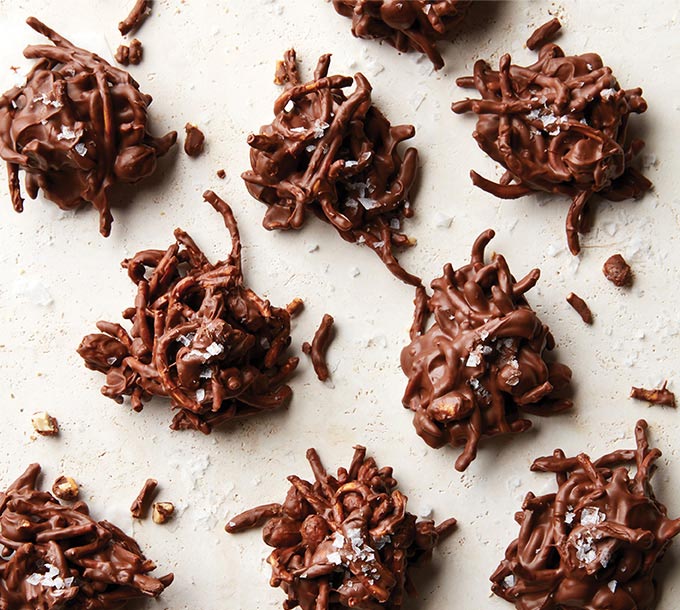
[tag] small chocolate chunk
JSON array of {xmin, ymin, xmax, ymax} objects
[
  {"xmin": 285, "ymin": 297, "xmax": 305, "ymax": 317},
  {"xmin": 114, "ymin": 43, "xmax": 130, "ymax": 65},
  {"xmin": 184, "ymin": 123, "xmax": 206, "ymax": 157},
  {"xmin": 242, "ymin": 50, "xmax": 421, "ymax": 286},
  {"xmin": 566, "ymin": 292, "xmax": 593, "ymax": 324},
  {"xmin": 52, "ymin": 475, "xmax": 79, "ymax": 500},
  {"xmin": 227, "ymin": 446, "xmax": 456, "ymax": 609},
  {"xmin": 453, "ymin": 19, "xmax": 651, "ymax": 255},
  {"xmin": 401, "ymin": 230, "xmax": 572, "ymax": 471},
  {"xmin": 303, "ymin": 313, "xmax": 335, "ymax": 382},
  {"xmin": 152, "ymin": 502, "xmax": 175, "ymax": 524},
  {"xmin": 603, "ymin": 253, "xmax": 633, "ymax": 286},
  {"xmin": 526, "ymin": 16, "xmax": 561, "ymax": 50},
  {"xmin": 331, "ymin": 0, "xmax": 471, "ymax": 69},
  {"xmin": 0, "ymin": 464, "xmax": 172, "ymax": 606},
  {"xmin": 128, "ymin": 38, "xmax": 143, "ymax": 64},
  {"xmin": 119, "ymin": 0, "xmax": 151, "ymax": 36},
  {"xmin": 216, "ymin": 168, "xmax": 226, "ymax": 179},
  {"xmin": 0, "ymin": 18, "xmax": 177, "ymax": 236},
  {"xmin": 631, "ymin": 382, "xmax": 676, "ymax": 407},
  {"xmin": 31, "ymin": 411, "xmax": 59, "ymax": 436},
  {"xmin": 77, "ymin": 191, "xmax": 299, "ymax": 433},
  {"xmin": 130, "ymin": 478, "xmax": 158, "ymax": 518},
  {"xmin": 491, "ymin": 420, "xmax": 680, "ymax": 610}
]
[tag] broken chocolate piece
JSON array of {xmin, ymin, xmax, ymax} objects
[
  {"xmin": 130, "ymin": 478, "xmax": 158, "ymax": 518},
  {"xmin": 216, "ymin": 168, "xmax": 226, "ymax": 179},
  {"xmin": 227, "ymin": 445, "xmax": 456, "ymax": 609},
  {"xmin": 603, "ymin": 253, "xmax": 633, "ymax": 287},
  {"xmin": 566, "ymin": 292, "xmax": 593, "ymax": 324},
  {"xmin": 119, "ymin": 0, "xmax": 151, "ymax": 36},
  {"xmin": 77, "ymin": 191, "xmax": 299, "ymax": 433},
  {"xmin": 184, "ymin": 123, "xmax": 205, "ymax": 157},
  {"xmin": 491, "ymin": 420, "xmax": 680, "ymax": 610},
  {"xmin": 331, "ymin": 0, "xmax": 471, "ymax": 69},
  {"xmin": 52, "ymin": 475, "xmax": 79, "ymax": 500},
  {"xmin": 0, "ymin": 464, "xmax": 172, "ymax": 608},
  {"xmin": 116, "ymin": 39, "xmax": 144, "ymax": 66},
  {"xmin": 452, "ymin": 19, "xmax": 651, "ymax": 255},
  {"xmin": 0, "ymin": 18, "xmax": 177, "ymax": 236},
  {"xmin": 631, "ymin": 382, "xmax": 676, "ymax": 408},
  {"xmin": 242, "ymin": 49, "xmax": 421, "ymax": 286},
  {"xmin": 152, "ymin": 502, "xmax": 174, "ymax": 524},
  {"xmin": 31, "ymin": 411, "xmax": 59, "ymax": 436},
  {"xmin": 401, "ymin": 229, "xmax": 572, "ymax": 471},
  {"xmin": 302, "ymin": 314, "xmax": 335, "ymax": 382}
]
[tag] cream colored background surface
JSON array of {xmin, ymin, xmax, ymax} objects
[{"xmin": 0, "ymin": 1, "xmax": 679, "ymax": 608}]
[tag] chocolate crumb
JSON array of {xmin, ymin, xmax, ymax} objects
[
  {"xmin": 152, "ymin": 501, "xmax": 175, "ymax": 524},
  {"xmin": 119, "ymin": 0, "xmax": 151, "ymax": 36},
  {"xmin": 491, "ymin": 420, "xmax": 680, "ymax": 609},
  {"xmin": 603, "ymin": 253, "xmax": 633, "ymax": 286},
  {"xmin": 453, "ymin": 19, "xmax": 651, "ymax": 255},
  {"xmin": 0, "ymin": 18, "xmax": 177, "ymax": 236},
  {"xmin": 52, "ymin": 475, "xmax": 79, "ymax": 500},
  {"xmin": 304, "ymin": 314, "xmax": 335, "ymax": 382},
  {"xmin": 286, "ymin": 297, "xmax": 305, "ymax": 317},
  {"xmin": 184, "ymin": 123, "xmax": 205, "ymax": 157},
  {"xmin": 227, "ymin": 445, "xmax": 456, "ymax": 609},
  {"xmin": 0, "ymin": 464, "xmax": 172, "ymax": 606},
  {"xmin": 566, "ymin": 292, "xmax": 593, "ymax": 324},
  {"xmin": 31, "ymin": 411, "xmax": 59, "ymax": 436},
  {"xmin": 128, "ymin": 38, "xmax": 143, "ymax": 64},
  {"xmin": 130, "ymin": 478, "xmax": 158, "ymax": 519},
  {"xmin": 631, "ymin": 382, "xmax": 676, "ymax": 407},
  {"xmin": 114, "ymin": 43, "xmax": 130, "ymax": 65},
  {"xmin": 216, "ymin": 168, "xmax": 226, "ymax": 179}
]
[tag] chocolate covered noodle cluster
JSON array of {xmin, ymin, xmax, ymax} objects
[
  {"xmin": 401, "ymin": 230, "xmax": 572, "ymax": 471},
  {"xmin": 77, "ymin": 191, "xmax": 298, "ymax": 433},
  {"xmin": 491, "ymin": 420, "xmax": 680, "ymax": 610},
  {"xmin": 0, "ymin": 18, "xmax": 177, "ymax": 236},
  {"xmin": 0, "ymin": 464, "xmax": 172, "ymax": 608},
  {"xmin": 452, "ymin": 19, "xmax": 651, "ymax": 254},
  {"xmin": 242, "ymin": 50, "xmax": 421, "ymax": 286},
  {"xmin": 226, "ymin": 445, "xmax": 456, "ymax": 609},
  {"xmin": 331, "ymin": 0, "xmax": 471, "ymax": 69}
]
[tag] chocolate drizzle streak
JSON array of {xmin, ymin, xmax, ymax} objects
[
  {"xmin": 242, "ymin": 50, "xmax": 420, "ymax": 286},
  {"xmin": 0, "ymin": 464, "xmax": 173, "ymax": 608},
  {"xmin": 401, "ymin": 230, "xmax": 572, "ymax": 471},
  {"xmin": 226, "ymin": 445, "xmax": 456, "ymax": 609},
  {"xmin": 452, "ymin": 19, "xmax": 651, "ymax": 255},
  {"xmin": 0, "ymin": 18, "xmax": 176, "ymax": 236},
  {"xmin": 491, "ymin": 420, "xmax": 680, "ymax": 610},
  {"xmin": 77, "ymin": 191, "xmax": 298, "ymax": 433},
  {"xmin": 331, "ymin": 0, "xmax": 471, "ymax": 69}
]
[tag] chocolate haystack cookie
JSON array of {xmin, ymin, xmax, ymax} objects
[
  {"xmin": 77, "ymin": 191, "xmax": 298, "ymax": 433},
  {"xmin": 226, "ymin": 445, "xmax": 456, "ymax": 609},
  {"xmin": 0, "ymin": 464, "xmax": 173, "ymax": 608},
  {"xmin": 331, "ymin": 1, "xmax": 471, "ymax": 69},
  {"xmin": 242, "ymin": 50, "xmax": 420, "ymax": 286},
  {"xmin": 0, "ymin": 18, "xmax": 177, "ymax": 236},
  {"xmin": 401, "ymin": 229, "xmax": 572, "ymax": 471},
  {"xmin": 491, "ymin": 420, "xmax": 680, "ymax": 610},
  {"xmin": 452, "ymin": 19, "xmax": 651, "ymax": 255}
]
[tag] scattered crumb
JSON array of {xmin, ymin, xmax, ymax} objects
[
  {"xmin": 31, "ymin": 412, "xmax": 59, "ymax": 436},
  {"xmin": 566, "ymin": 292, "xmax": 593, "ymax": 324},
  {"xmin": 152, "ymin": 502, "xmax": 175, "ymax": 524},
  {"xmin": 603, "ymin": 254, "xmax": 632, "ymax": 287},
  {"xmin": 184, "ymin": 123, "xmax": 205, "ymax": 157}
]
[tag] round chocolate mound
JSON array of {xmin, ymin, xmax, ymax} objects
[
  {"xmin": 331, "ymin": 0, "xmax": 471, "ymax": 69},
  {"xmin": 242, "ymin": 49, "xmax": 421, "ymax": 286},
  {"xmin": 491, "ymin": 420, "xmax": 680, "ymax": 610},
  {"xmin": 77, "ymin": 190, "xmax": 299, "ymax": 433},
  {"xmin": 0, "ymin": 18, "xmax": 177, "ymax": 237},
  {"xmin": 226, "ymin": 445, "xmax": 456, "ymax": 609},
  {"xmin": 0, "ymin": 464, "xmax": 173, "ymax": 609},
  {"xmin": 401, "ymin": 229, "xmax": 572, "ymax": 471},
  {"xmin": 452, "ymin": 19, "xmax": 651, "ymax": 255}
]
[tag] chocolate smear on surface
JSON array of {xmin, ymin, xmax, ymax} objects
[
  {"xmin": 331, "ymin": 0, "xmax": 471, "ymax": 69},
  {"xmin": 566, "ymin": 292, "xmax": 593, "ymax": 324},
  {"xmin": 401, "ymin": 229, "xmax": 572, "ymax": 471},
  {"xmin": 603, "ymin": 253, "xmax": 633, "ymax": 287},
  {"xmin": 302, "ymin": 314, "xmax": 335, "ymax": 382},
  {"xmin": 631, "ymin": 382, "xmax": 676, "ymax": 408},
  {"xmin": 452, "ymin": 19, "xmax": 651, "ymax": 255},
  {"xmin": 491, "ymin": 420, "xmax": 680, "ymax": 610},
  {"xmin": 77, "ymin": 191, "xmax": 298, "ymax": 433},
  {"xmin": 0, "ymin": 18, "xmax": 176, "ymax": 236},
  {"xmin": 0, "ymin": 464, "xmax": 172, "ymax": 608},
  {"xmin": 119, "ymin": 0, "xmax": 151, "ymax": 36},
  {"xmin": 242, "ymin": 49, "xmax": 421, "ymax": 286},
  {"xmin": 226, "ymin": 445, "xmax": 456, "ymax": 609}
]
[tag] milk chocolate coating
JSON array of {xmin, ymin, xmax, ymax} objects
[
  {"xmin": 491, "ymin": 420, "xmax": 680, "ymax": 610},
  {"xmin": 183, "ymin": 123, "xmax": 205, "ymax": 157},
  {"xmin": 242, "ymin": 50, "xmax": 421, "ymax": 286},
  {"xmin": 115, "ymin": 39, "xmax": 143, "ymax": 66},
  {"xmin": 630, "ymin": 383, "xmax": 676, "ymax": 408},
  {"xmin": 566, "ymin": 292, "xmax": 593, "ymax": 324},
  {"xmin": 77, "ymin": 191, "xmax": 299, "ymax": 433},
  {"xmin": 226, "ymin": 445, "xmax": 456, "ymax": 609},
  {"xmin": 0, "ymin": 464, "xmax": 173, "ymax": 609},
  {"xmin": 119, "ymin": 0, "xmax": 151, "ymax": 36},
  {"xmin": 0, "ymin": 18, "xmax": 177, "ymax": 237},
  {"xmin": 331, "ymin": 0, "xmax": 471, "ymax": 70},
  {"xmin": 302, "ymin": 313, "xmax": 335, "ymax": 382},
  {"xmin": 401, "ymin": 229, "xmax": 572, "ymax": 471},
  {"xmin": 452, "ymin": 19, "xmax": 651, "ymax": 255},
  {"xmin": 603, "ymin": 254, "xmax": 633, "ymax": 287}
]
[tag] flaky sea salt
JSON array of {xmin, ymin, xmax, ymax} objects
[
  {"xmin": 56, "ymin": 125, "xmax": 79, "ymax": 141},
  {"xmin": 327, "ymin": 551, "xmax": 342, "ymax": 565},
  {"xmin": 608, "ymin": 580, "xmax": 617, "ymax": 592},
  {"xmin": 503, "ymin": 574, "xmax": 516, "ymax": 588},
  {"xmin": 74, "ymin": 143, "xmax": 87, "ymax": 156},
  {"xmin": 600, "ymin": 88, "xmax": 617, "ymax": 100},
  {"xmin": 580, "ymin": 507, "xmax": 605, "ymax": 526},
  {"xmin": 284, "ymin": 99, "xmax": 294, "ymax": 113},
  {"xmin": 205, "ymin": 342, "xmax": 224, "ymax": 357},
  {"xmin": 195, "ymin": 388, "xmax": 206, "ymax": 402}
]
